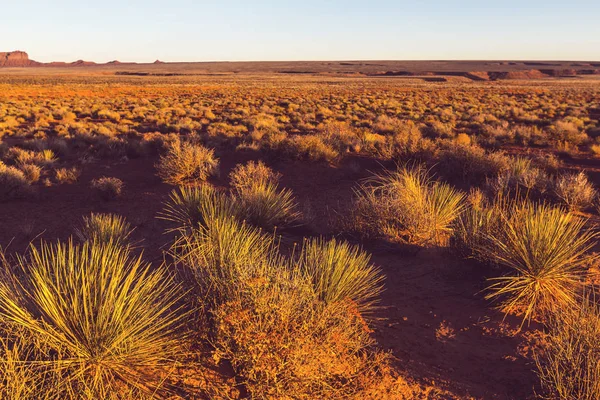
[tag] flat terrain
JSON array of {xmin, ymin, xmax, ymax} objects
[{"xmin": 1, "ymin": 67, "xmax": 599, "ymax": 399}]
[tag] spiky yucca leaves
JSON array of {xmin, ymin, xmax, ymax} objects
[
  {"xmin": 229, "ymin": 161, "xmax": 300, "ymax": 229},
  {"xmin": 159, "ymin": 185, "xmax": 241, "ymax": 233},
  {"xmin": 156, "ymin": 141, "xmax": 219, "ymax": 185},
  {"xmin": 0, "ymin": 240, "xmax": 185, "ymax": 398},
  {"xmin": 535, "ymin": 296, "xmax": 600, "ymax": 400},
  {"xmin": 172, "ymin": 213, "xmax": 280, "ymax": 305},
  {"xmin": 299, "ymin": 237, "xmax": 384, "ymax": 315},
  {"xmin": 75, "ymin": 212, "xmax": 134, "ymax": 246},
  {"xmin": 353, "ymin": 165, "xmax": 464, "ymax": 246},
  {"xmin": 484, "ymin": 202, "xmax": 598, "ymax": 324}
]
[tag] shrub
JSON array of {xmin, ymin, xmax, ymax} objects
[
  {"xmin": 75, "ymin": 213, "xmax": 134, "ymax": 246},
  {"xmin": 90, "ymin": 176, "xmax": 124, "ymax": 200},
  {"xmin": 437, "ymin": 143, "xmax": 509, "ymax": 185},
  {"xmin": 19, "ymin": 164, "xmax": 41, "ymax": 183},
  {"xmin": 229, "ymin": 161, "xmax": 299, "ymax": 229},
  {"xmin": 554, "ymin": 171, "xmax": 596, "ymax": 211},
  {"xmin": 535, "ymin": 296, "xmax": 600, "ymax": 400},
  {"xmin": 0, "ymin": 240, "xmax": 185, "ymax": 398},
  {"xmin": 156, "ymin": 141, "xmax": 219, "ymax": 185},
  {"xmin": 0, "ymin": 161, "xmax": 31, "ymax": 200},
  {"xmin": 55, "ymin": 167, "xmax": 80, "ymax": 184},
  {"xmin": 483, "ymin": 202, "xmax": 597, "ymax": 323},
  {"xmin": 173, "ymin": 213, "xmax": 400, "ymax": 398},
  {"xmin": 284, "ymin": 135, "xmax": 339, "ymax": 163},
  {"xmin": 299, "ymin": 237, "xmax": 384, "ymax": 315},
  {"xmin": 352, "ymin": 165, "xmax": 464, "ymax": 246}
]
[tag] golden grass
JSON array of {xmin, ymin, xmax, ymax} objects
[
  {"xmin": 353, "ymin": 165, "xmax": 465, "ymax": 245},
  {"xmin": 156, "ymin": 141, "xmax": 219, "ymax": 185},
  {"xmin": 535, "ymin": 295, "xmax": 600, "ymax": 399}
]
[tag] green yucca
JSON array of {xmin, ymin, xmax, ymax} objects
[
  {"xmin": 230, "ymin": 161, "xmax": 300, "ymax": 229},
  {"xmin": 0, "ymin": 240, "xmax": 186, "ymax": 398},
  {"xmin": 354, "ymin": 165, "xmax": 464, "ymax": 245},
  {"xmin": 172, "ymin": 214, "xmax": 279, "ymax": 304},
  {"xmin": 299, "ymin": 237, "xmax": 383, "ymax": 315},
  {"xmin": 484, "ymin": 202, "xmax": 598, "ymax": 324},
  {"xmin": 159, "ymin": 185, "xmax": 240, "ymax": 233},
  {"xmin": 75, "ymin": 212, "xmax": 134, "ymax": 246}
]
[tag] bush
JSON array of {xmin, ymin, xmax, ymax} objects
[
  {"xmin": 554, "ymin": 171, "xmax": 596, "ymax": 211},
  {"xmin": 0, "ymin": 240, "xmax": 185, "ymax": 398},
  {"xmin": 352, "ymin": 165, "xmax": 464, "ymax": 246},
  {"xmin": 483, "ymin": 202, "xmax": 597, "ymax": 323},
  {"xmin": 173, "ymin": 212, "xmax": 400, "ymax": 398},
  {"xmin": 229, "ymin": 161, "xmax": 299, "ymax": 229},
  {"xmin": 299, "ymin": 237, "xmax": 384, "ymax": 315},
  {"xmin": 55, "ymin": 167, "xmax": 80, "ymax": 184},
  {"xmin": 156, "ymin": 141, "xmax": 219, "ymax": 185},
  {"xmin": 19, "ymin": 164, "xmax": 41, "ymax": 183},
  {"xmin": 75, "ymin": 213, "xmax": 134, "ymax": 246},
  {"xmin": 535, "ymin": 296, "xmax": 600, "ymax": 400},
  {"xmin": 437, "ymin": 143, "xmax": 509, "ymax": 185},
  {"xmin": 0, "ymin": 161, "xmax": 31, "ymax": 200},
  {"xmin": 90, "ymin": 176, "xmax": 124, "ymax": 200},
  {"xmin": 284, "ymin": 135, "xmax": 339, "ymax": 163}
]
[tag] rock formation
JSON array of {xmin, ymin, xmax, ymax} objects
[{"xmin": 0, "ymin": 51, "xmax": 41, "ymax": 67}]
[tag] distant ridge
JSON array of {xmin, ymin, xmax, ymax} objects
[{"xmin": 1, "ymin": 51, "xmax": 599, "ymax": 81}]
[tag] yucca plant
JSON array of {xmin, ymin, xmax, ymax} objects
[
  {"xmin": 0, "ymin": 240, "xmax": 186, "ymax": 398},
  {"xmin": 535, "ymin": 295, "xmax": 600, "ymax": 400},
  {"xmin": 299, "ymin": 237, "xmax": 384, "ymax": 315},
  {"xmin": 159, "ymin": 185, "xmax": 240, "ymax": 233},
  {"xmin": 156, "ymin": 141, "xmax": 219, "ymax": 185},
  {"xmin": 229, "ymin": 161, "xmax": 300, "ymax": 229},
  {"xmin": 484, "ymin": 202, "xmax": 598, "ymax": 324},
  {"xmin": 75, "ymin": 212, "xmax": 134, "ymax": 246},
  {"xmin": 172, "ymin": 213, "xmax": 279, "ymax": 305},
  {"xmin": 353, "ymin": 165, "xmax": 464, "ymax": 246}
]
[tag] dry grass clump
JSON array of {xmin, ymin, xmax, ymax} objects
[
  {"xmin": 535, "ymin": 296, "xmax": 600, "ymax": 400},
  {"xmin": 90, "ymin": 176, "xmax": 124, "ymax": 200},
  {"xmin": 156, "ymin": 141, "xmax": 219, "ymax": 185},
  {"xmin": 19, "ymin": 163, "xmax": 41, "ymax": 183},
  {"xmin": 352, "ymin": 165, "xmax": 464, "ymax": 246},
  {"xmin": 229, "ymin": 160, "xmax": 300, "ymax": 229},
  {"xmin": 55, "ymin": 167, "xmax": 81, "ymax": 184},
  {"xmin": 0, "ymin": 161, "xmax": 31, "ymax": 200},
  {"xmin": 75, "ymin": 213, "xmax": 134, "ymax": 246},
  {"xmin": 554, "ymin": 171, "xmax": 596, "ymax": 211},
  {"xmin": 0, "ymin": 240, "xmax": 185, "ymax": 399},
  {"xmin": 458, "ymin": 199, "xmax": 598, "ymax": 323}
]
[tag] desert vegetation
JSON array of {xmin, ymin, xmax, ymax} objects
[{"xmin": 0, "ymin": 72, "xmax": 599, "ymax": 399}]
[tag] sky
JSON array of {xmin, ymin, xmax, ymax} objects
[{"xmin": 2, "ymin": 0, "xmax": 600, "ymax": 62}]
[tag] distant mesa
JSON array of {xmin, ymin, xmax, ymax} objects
[
  {"xmin": 154, "ymin": 60, "xmax": 165, "ymax": 64},
  {"xmin": 0, "ymin": 51, "xmax": 41, "ymax": 67}
]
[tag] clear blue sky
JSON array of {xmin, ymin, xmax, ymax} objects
[{"xmin": 3, "ymin": 0, "xmax": 600, "ymax": 62}]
